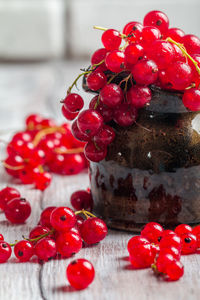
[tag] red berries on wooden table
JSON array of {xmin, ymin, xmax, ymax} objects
[
  {"xmin": 61, "ymin": 10, "xmax": 200, "ymax": 164},
  {"xmin": 3, "ymin": 114, "xmax": 87, "ymax": 190}
]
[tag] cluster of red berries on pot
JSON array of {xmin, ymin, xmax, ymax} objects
[
  {"xmin": 0, "ymin": 188, "xmax": 107, "ymax": 290},
  {"xmin": 0, "ymin": 186, "xmax": 31, "ymax": 223},
  {"xmin": 3, "ymin": 114, "xmax": 88, "ymax": 190},
  {"xmin": 61, "ymin": 10, "xmax": 200, "ymax": 163},
  {"xmin": 127, "ymin": 222, "xmax": 200, "ymax": 281}
]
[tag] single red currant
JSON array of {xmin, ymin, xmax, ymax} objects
[
  {"xmin": 142, "ymin": 26, "xmax": 161, "ymax": 45},
  {"xmin": 174, "ymin": 224, "xmax": 192, "ymax": 236},
  {"xmin": 34, "ymin": 171, "xmax": 52, "ymax": 191},
  {"xmin": 84, "ymin": 141, "xmax": 107, "ymax": 162},
  {"xmin": 94, "ymin": 125, "xmax": 115, "ymax": 146},
  {"xmin": 40, "ymin": 206, "xmax": 56, "ymax": 228},
  {"xmin": 80, "ymin": 217, "xmax": 108, "ymax": 245},
  {"xmin": 127, "ymin": 236, "xmax": 149, "ymax": 255},
  {"xmin": 166, "ymin": 27, "xmax": 185, "ymax": 43},
  {"xmin": 14, "ymin": 240, "xmax": 34, "ymax": 262},
  {"xmin": 50, "ymin": 207, "xmax": 76, "ymax": 232},
  {"xmin": 156, "ymin": 253, "xmax": 174, "ymax": 273},
  {"xmin": 105, "ymin": 50, "xmax": 125, "ymax": 73},
  {"xmin": 147, "ymin": 40, "xmax": 175, "ymax": 69},
  {"xmin": 56, "ymin": 231, "xmax": 82, "ymax": 257},
  {"xmin": 125, "ymin": 43, "xmax": 144, "ymax": 68},
  {"xmin": 127, "ymin": 86, "xmax": 152, "ymax": 108},
  {"xmin": 180, "ymin": 233, "xmax": 197, "ymax": 255},
  {"xmin": 4, "ymin": 198, "xmax": 31, "ymax": 224},
  {"xmin": 25, "ymin": 114, "xmax": 43, "ymax": 129},
  {"xmin": 129, "ymin": 243, "xmax": 154, "ymax": 269},
  {"xmin": 165, "ymin": 260, "xmax": 184, "ymax": 281},
  {"xmin": 183, "ymin": 88, "xmax": 200, "ymax": 111},
  {"xmin": 132, "ymin": 59, "xmax": 158, "ymax": 85},
  {"xmin": 66, "ymin": 259, "xmax": 95, "ymax": 290},
  {"xmin": 0, "ymin": 187, "xmax": 20, "ymax": 210},
  {"xmin": 87, "ymin": 71, "xmax": 107, "ymax": 91},
  {"xmin": 159, "ymin": 234, "xmax": 182, "ymax": 251},
  {"xmin": 62, "ymin": 105, "xmax": 78, "ymax": 121},
  {"xmin": 0, "ymin": 241, "xmax": 12, "ymax": 263},
  {"xmin": 141, "ymin": 222, "xmax": 163, "ymax": 243},
  {"xmin": 100, "ymin": 84, "xmax": 123, "ymax": 108},
  {"xmin": 70, "ymin": 190, "xmax": 93, "ymax": 211},
  {"xmin": 143, "ymin": 10, "xmax": 169, "ymax": 34},
  {"xmin": 63, "ymin": 93, "xmax": 84, "ymax": 113},
  {"xmin": 77, "ymin": 109, "xmax": 103, "ymax": 137},
  {"xmin": 71, "ymin": 120, "xmax": 90, "ymax": 142},
  {"xmin": 113, "ymin": 103, "xmax": 138, "ymax": 127},
  {"xmin": 91, "ymin": 48, "xmax": 108, "ymax": 71},
  {"xmin": 35, "ymin": 238, "xmax": 56, "ymax": 261},
  {"xmin": 101, "ymin": 29, "xmax": 122, "ymax": 51},
  {"xmin": 182, "ymin": 34, "xmax": 200, "ymax": 54},
  {"xmin": 166, "ymin": 61, "xmax": 193, "ymax": 90},
  {"xmin": 123, "ymin": 22, "xmax": 143, "ymax": 43}
]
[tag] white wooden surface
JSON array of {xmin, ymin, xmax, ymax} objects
[{"xmin": 0, "ymin": 61, "xmax": 200, "ymax": 300}]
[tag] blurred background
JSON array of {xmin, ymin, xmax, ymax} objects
[{"xmin": 0, "ymin": 0, "xmax": 200, "ymax": 130}]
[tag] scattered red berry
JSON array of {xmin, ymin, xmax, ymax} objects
[
  {"xmin": 80, "ymin": 217, "xmax": 108, "ymax": 245},
  {"xmin": 14, "ymin": 240, "xmax": 34, "ymax": 262},
  {"xmin": 4, "ymin": 197, "xmax": 31, "ymax": 224}
]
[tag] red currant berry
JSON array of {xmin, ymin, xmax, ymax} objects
[
  {"xmin": 35, "ymin": 238, "xmax": 56, "ymax": 261},
  {"xmin": 113, "ymin": 103, "xmax": 138, "ymax": 127},
  {"xmin": 166, "ymin": 27, "xmax": 185, "ymax": 43},
  {"xmin": 25, "ymin": 114, "xmax": 42, "ymax": 129},
  {"xmin": 183, "ymin": 88, "xmax": 200, "ymax": 111},
  {"xmin": 4, "ymin": 155, "xmax": 24, "ymax": 178},
  {"xmin": 142, "ymin": 26, "xmax": 161, "ymax": 45},
  {"xmin": 131, "ymin": 59, "xmax": 158, "ymax": 85},
  {"xmin": 66, "ymin": 259, "xmax": 95, "ymax": 290},
  {"xmin": 34, "ymin": 171, "xmax": 52, "ymax": 191},
  {"xmin": 129, "ymin": 243, "xmax": 154, "ymax": 269},
  {"xmin": 94, "ymin": 125, "xmax": 115, "ymax": 146},
  {"xmin": 159, "ymin": 234, "xmax": 182, "ymax": 251},
  {"xmin": 56, "ymin": 231, "xmax": 82, "ymax": 257},
  {"xmin": 141, "ymin": 222, "xmax": 163, "ymax": 243},
  {"xmin": 29, "ymin": 225, "xmax": 50, "ymax": 240},
  {"xmin": 105, "ymin": 50, "xmax": 125, "ymax": 73},
  {"xmin": 159, "ymin": 246, "xmax": 181, "ymax": 261},
  {"xmin": 0, "ymin": 187, "xmax": 20, "ymax": 210},
  {"xmin": 50, "ymin": 207, "xmax": 76, "ymax": 232},
  {"xmin": 0, "ymin": 241, "xmax": 12, "ymax": 263},
  {"xmin": 125, "ymin": 43, "xmax": 144, "ymax": 68},
  {"xmin": 70, "ymin": 190, "xmax": 93, "ymax": 211},
  {"xmin": 80, "ymin": 217, "xmax": 108, "ymax": 245},
  {"xmin": 40, "ymin": 206, "xmax": 56, "ymax": 228},
  {"xmin": 101, "ymin": 29, "xmax": 122, "ymax": 51},
  {"xmin": 77, "ymin": 109, "xmax": 103, "ymax": 137},
  {"xmin": 127, "ymin": 86, "xmax": 151, "ymax": 108},
  {"xmin": 84, "ymin": 141, "xmax": 107, "ymax": 162},
  {"xmin": 182, "ymin": 34, "xmax": 200, "ymax": 54},
  {"xmin": 71, "ymin": 120, "xmax": 90, "ymax": 142},
  {"xmin": 143, "ymin": 10, "xmax": 169, "ymax": 34},
  {"xmin": 5, "ymin": 197, "xmax": 31, "ymax": 224},
  {"xmin": 61, "ymin": 154, "xmax": 85, "ymax": 175},
  {"xmin": 63, "ymin": 93, "xmax": 84, "ymax": 113},
  {"xmin": 166, "ymin": 61, "xmax": 193, "ymax": 90},
  {"xmin": 89, "ymin": 96, "xmax": 113, "ymax": 123},
  {"xmin": 14, "ymin": 240, "xmax": 34, "ymax": 262},
  {"xmin": 62, "ymin": 105, "xmax": 78, "ymax": 121},
  {"xmin": 180, "ymin": 233, "xmax": 197, "ymax": 254},
  {"xmin": 127, "ymin": 236, "xmax": 149, "ymax": 255},
  {"xmin": 87, "ymin": 71, "xmax": 107, "ymax": 91},
  {"xmin": 147, "ymin": 40, "xmax": 175, "ymax": 69},
  {"xmin": 91, "ymin": 48, "xmax": 108, "ymax": 71},
  {"xmin": 165, "ymin": 260, "xmax": 184, "ymax": 281},
  {"xmin": 100, "ymin": 83, "xmax": 123, "ymax": 108},
  {"xmin": 156, "ymin": 253, "xmax": 174, "ymax": 273},
  {"xmin": 123, "ymin": 22, "xmax": 143, "ymax": 43},
  {"xmin": 174, "ymin": 224, "xmax": 192, "ymax": 236}
]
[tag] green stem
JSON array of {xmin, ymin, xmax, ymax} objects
[
  {"xmin": 75, "ymin": 209, "xmax": 97, "ymax": 219},
  {"xmin": 67, "ymin": 71, "xmax": 90, "ymax": 95},
  {"xmin": 166, "ymin": 37, "xmax": 200, "ymax": 75},
  {"xmin": 93, "ymin": 25, "xmax": 127, "ymax": 39},
  {"xmin": 9, "ymin": 229, "xmax": 55, "ymax": 247}
]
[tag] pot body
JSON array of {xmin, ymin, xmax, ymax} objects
[{"xmin": 89, "ymin": 87, "xmax": 200, "ymax": 231}]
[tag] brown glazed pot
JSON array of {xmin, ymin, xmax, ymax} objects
[{"xmin": 89, "ymin": 85, "xmax": 200, "ymax": 232}]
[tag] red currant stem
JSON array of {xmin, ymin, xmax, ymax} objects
[
  {"xmin": 2, "ymin": 160, "xmax": 24, "ymax": 170},
  {"xmin": 93, "ymin": 25, "xmax": 127, "ymax": 39},
  {"xmin": 119, "ymin": 73, "xmax": 132, "ymax": 93},
  {"xmin": 75, "ymin": 209, "xmax": 97, "ymax": 219},
  {"xmin": 107, "ymin": 71, "xmax": 126, "ymax": 85},
  {"xmin": 54, "ymin": 147, "xmax": 84, "ymax": 154},
  {"xmin": 185, "ymin": 83, "xmax": 196, "ymax": 90},
  {"xmin": 32, "ymin": 126, "xmax": 66, "ymax": 147},
  {"xmin": 94, "ymin": 95, "xmax": 100, "ymax": 109},
  {"xmin": 166, "ymin": 37, "xmax": 200, "ymax": 76},
  {"xmin": 93, "ymin": 141, "xmax": 101, "ymax": 151},
  {"xmin": 9, "ymin": 228, "xmax": 55, "ymax": 247}
]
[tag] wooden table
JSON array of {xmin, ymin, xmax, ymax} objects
[{"xmin": 0, "ymin": 62, "xmax": 200, "ymax": 300}]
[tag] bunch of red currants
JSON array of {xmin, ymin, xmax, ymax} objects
[
  {"xmin": 3, "ymin": 114, "xmax": 87, "ymax": 190},
  {"xmin": 62, "ymin": 10, "xmax": 200, "ymax": 162},
  {"xmin": 0, "ymin": 187, "xmax": 107, "ymax": 290},
  {"xmin": 128, "ymin": 222, "xmax": 200, "ymax": 281}
]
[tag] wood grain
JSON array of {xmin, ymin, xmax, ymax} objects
[{"xmin": 0, "ymin": 62, "xmax": 200, "ymax": 300}]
